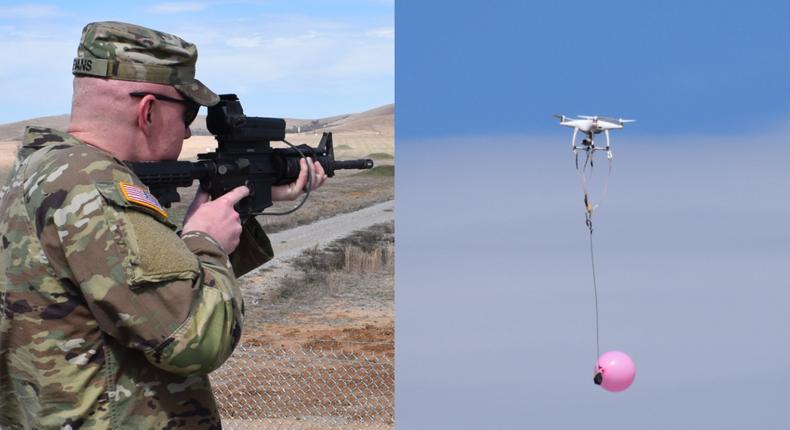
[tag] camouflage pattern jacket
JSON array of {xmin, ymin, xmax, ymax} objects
[{"xmin": 0, "ymin": 127, "xmax": 244, "ymax": 429}]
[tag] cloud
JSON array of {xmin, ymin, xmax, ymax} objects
[
  {"xmin": 225, "ymin": 36, "xmax": 265, "ymax": 48},
  {"xmin": 183, "ymin": 18, "xmax": 392, "ymax": 117},
  {"xmin": 0, "ymin": 4, "xmax": 62, "ymax": 19},
  {"xmin": 174, "ymin": 15, "xmax": 393, "ymax": 84},
  {"xmin": 200, "ymin": 29, "xmax": 392, "ymax": 85},
  {"xmin": 147, "ymin": 2, "xmax": 208, "ymax": 13},
  {"xmin": 0, "ymin": 9, "xmax": 393, "ymax": 121},
  {"xmin": 366, "ymin": 27, "xmax": 394, "ymax": 39}
]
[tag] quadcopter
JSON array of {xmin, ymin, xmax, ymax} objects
[
  {"xmin": 553, "ymin": 114, "xmax": 635, "ymax": 160},
  {"xmin": 555, "ymin": 114, "xmax": 638, "ymax": 392}
]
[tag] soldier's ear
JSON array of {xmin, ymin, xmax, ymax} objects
[{"xmin": 135, "ymin": 95, "xmax": 156, "ymax": 135}]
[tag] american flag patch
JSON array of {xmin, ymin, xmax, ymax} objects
[{"xmin": 118, "ymin": 181, "xmax": 168, "ymax": 219}]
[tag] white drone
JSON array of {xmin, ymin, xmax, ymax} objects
[{"xmin": 553, "ymin": 114, "xmax": 635, "ymax": 160}]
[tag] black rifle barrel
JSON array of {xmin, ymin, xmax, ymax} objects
[
  {"xmin": 333, "ymin": 159, "xmax": 374, "ymax": 170},
  {"xmin": 126, "ymin": 156, "xmax": 373, "ymax": 207}
]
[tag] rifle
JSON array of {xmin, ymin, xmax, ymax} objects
[{"xmin": 126, "ymin": 94, "xmax": 374, "ymax": 220}]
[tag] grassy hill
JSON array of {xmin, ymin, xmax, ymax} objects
[
  {"xmin": 0, "ymin": 104, "xmax": 395, "ymax": 141},
  {"xmin": 0, "ymin": 114, "xmax": 71, "ymax": 141}
]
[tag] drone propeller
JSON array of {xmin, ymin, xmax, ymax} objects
[
  {"xmin": 598, "ymin": 116, "xmax": 635, "ymax": 125},
  {"xmin": 553, "ymin": 114, "xmax": 567, "ymax": 121}
]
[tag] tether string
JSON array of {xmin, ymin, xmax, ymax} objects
[
  {"xmin": 576, "ymin": 141, "xmax": 606, "ymax": 361},
  {"xmin": 586, "ymin": 216, "xmax": 601, "ymax": 360}
]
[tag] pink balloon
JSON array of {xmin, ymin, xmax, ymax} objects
[{"xmin": 593, "ymin": 351, "xmax": 636, "ymax": 392}]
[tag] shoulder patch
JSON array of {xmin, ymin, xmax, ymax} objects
[
  {"xmin": 95, "ymin": 181, "xmax": 174, "ymax": 228},
  {"xmin": 118, "ymin": 181, "xmax": 169, "ymax": 219}
]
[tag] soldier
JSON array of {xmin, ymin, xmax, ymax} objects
[{"xmin": 0, "ymin": 21, "xmax": 326, "ymax": 428}]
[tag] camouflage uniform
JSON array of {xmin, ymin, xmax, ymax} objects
[{"xmin": 0, "ymin": 22, "xmax": 265, "ymax": 429}]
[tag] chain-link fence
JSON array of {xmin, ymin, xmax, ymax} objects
[{"xmin": 210, "ymin": 342, "xmax": 394, "ymax": 429}]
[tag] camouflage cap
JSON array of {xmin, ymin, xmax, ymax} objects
[{"xmin": 72, "ymin": 21, "xmax": 219, "ymax": 106}]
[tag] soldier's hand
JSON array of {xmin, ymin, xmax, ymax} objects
[
  {"xmin": 182, "ymin": 185, "xmax": 249, "ymax": 253},
  {"xmin": 272, "ymin": 157, "xmax": 328, "ymax": 201}
]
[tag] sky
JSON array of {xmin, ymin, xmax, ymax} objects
[
  {"xmin": 397, "ymin": 1, "xmax": 790, "ymax": 138},
  {"xmin": 3, "ymin": 0, "xmax": 790, "ymax": 428},
  {"xmin": 396, "ymin": 0, "xmax": 790, "ymax": 428},
  {"xmin": 0, "ymin": 0, "xmax": 393, "ymax": 123},
  {"xmin": 397, "ymin": 134, "xmax": 790, "ymax": 429}
]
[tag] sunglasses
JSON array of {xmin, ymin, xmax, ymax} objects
[{"xmin": 129, "ymin": 91, "xmax": 200, "ymax": 127}]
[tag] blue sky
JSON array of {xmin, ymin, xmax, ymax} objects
[
  {"xmin": 398, "ymin": 1, "xmax": 790, "ymax": 138},
  {"xmin": 0, "ymin": 0, "xmax": 393, "ymax": 123},
  {"xmin": 396, "ymin": 1, "xmax": 790, "ymax": 428}
]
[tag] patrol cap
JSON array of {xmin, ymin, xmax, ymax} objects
[{"xmin": 72, "ymin": 21, "xmax": 219, "ymax": 107}]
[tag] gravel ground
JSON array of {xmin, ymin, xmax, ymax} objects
[
  {"xmin": 238, "ymin": 204, "xmax": 395, "ymax": 353},
  {"xmin": 240, "ymin": 199, "xmax": 394, "ymax": 319}
]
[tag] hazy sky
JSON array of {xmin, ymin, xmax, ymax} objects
[
  {"xmin": 397, "ymin": 131, "xmax": 790, "ymax": 429},
  {"xmin": 396, "ymin": 1, "xmax": 790, "ymax": 428},
  {"xmin": 0, "ymin": 0, "xmax": 393, "ymax": 123}
]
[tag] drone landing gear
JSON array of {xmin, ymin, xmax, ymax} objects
[
  {"xmin": 572, "ymin": 130, "xmax": 614, "ymax": 170},
  {"xmin": 571, "ymin": 131, "xmax": 612, "ymax": 158}
]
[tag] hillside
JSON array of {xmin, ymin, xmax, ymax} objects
[
  {"xmin": 0, "ymin": 104, "xmax": 394, "ymax": 142},
  {"xmin": 0, "ymin": 114, "xmax": 71, "ymax": 141}
]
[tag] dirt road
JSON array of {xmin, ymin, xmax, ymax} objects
[{"xmin": 259, "ymin": 199, "xmax": 394, "ymax": 269}]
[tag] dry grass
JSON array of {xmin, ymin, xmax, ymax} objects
[
  {"xmin": 242, "ymin": 222, "xmax": 394, "ymax": 342},
  {"xmin": 366, "ymin": 152, "xmax": 394, "ymax": 160},
  {"xmin": 276, "ymin": 222, "xmax": 394, "ymax": 303},
  {"xmin": 343, "ymin": 243, "xmax": 394, "ymax": 274},
  {"xmin": 0, "ymin": 166, "xmax": 10, "ymax": 185},
  {"xmin": 355, "ymin": 165, "xmax": 394, "ymax": 177},
  {"xmin": 0, "ymin": 141, "xmax": 20, "ymax": 179}
]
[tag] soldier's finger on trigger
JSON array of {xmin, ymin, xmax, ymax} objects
[{"xmin": 220, "ymin": 186, "xmax": 250, "ymax": 205}]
